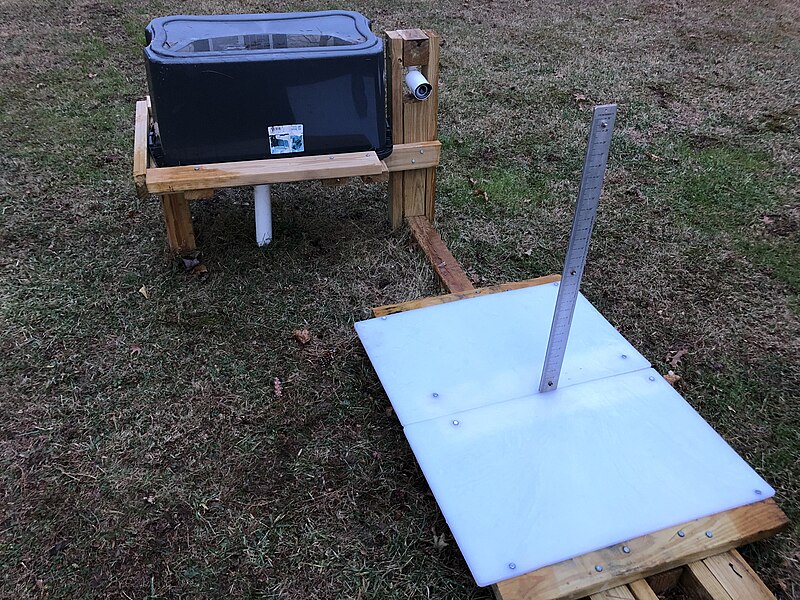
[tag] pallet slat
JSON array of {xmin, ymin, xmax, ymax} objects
[
  {"xmin": 589, "ymin": 585, "xmax": 635, "ymax": 600},
  {"xmin": 372, "ymin": 274, "xmax": 561, "ymax": 316},
  {"xmin": 683, "ymin": 560, "xmax": 733, "ymax": 600},
  {"xmin": 493, "ymin": 499, "xmax": 787, "ymax": 600},
  {"xmin": 703, "ymin": 550, "xmax": 776, "ymax": 599},
  {"xmin": 627, "ymin": 580, "xmax": 660, "ymax": 600}
]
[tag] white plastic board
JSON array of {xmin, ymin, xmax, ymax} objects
[
  {"xmin": 354, "ymin": 285, "xmax": 775, "ymax": 587},
  {"xmin": 355, "ymin": 284, "xmax": 649, "ymax": 426},
  {"xmin": 404, "ymin": 368, "xmax": 773, "ymax": 586}
]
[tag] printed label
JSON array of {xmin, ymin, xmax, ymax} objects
[{"xmin": 268, "ymin": 124, "xmax": 304, "ymax": 155}]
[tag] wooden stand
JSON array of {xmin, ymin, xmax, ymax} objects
[
  {"xmin": 131, "ymin": 29, "xmax": 442, "ymax": 254},
  {"xmin": 132, "ymin": 28, "xmax": 788, "ymax": 599}
]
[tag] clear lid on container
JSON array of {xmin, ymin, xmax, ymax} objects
[{"xmin": 147, "ymin": 11, "xmax": 378, "ymax": 58}]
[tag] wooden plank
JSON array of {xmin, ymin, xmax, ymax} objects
[
  {"xmin": 423, "ymin": 29, "xmax": 440, "ymax": 142},
  {"xmin": 406, "ymin": 215, "xmax": 473, "ymax": 293},
  {"xmin": 422, "ymin": 30, "xmax": 440, "ymax": 222},
  {"xmin": 133, "ymin": 99, "xmax": 149, "ymax": 199},
  {"xmin": 362, "ymin": 159, "xmax": 389, "ymax": 183},
  {"xmin": 589, "ymin": 585, "xmax": 635, "ymax": 600},
  {"xmin": 386, "ymin": 31, "xmax": 405, "ymax": 229},
  {"xmin": 399, "ymin": 28, "xmax": 429, "ymax": 66},
  {"xmin": 493, "ymin": 499, "xmax": 787, "ymax": 600},
  {"xmin": 146, "ymin": 151, "xmax": 384, "ymax": 194},
  {"xmin": 161, "ymin": 193, "xmax": 195, "ymax": 253},
  {"xmin": 401, "ymin": 30, "xmax": 439, "ymax": 221},
  {"xmin": 383, "ymin": 141, "xmax": 441, "ymax": 172},
  {"xmin": 372, "ymin": 274, "xmax": 561, "ymax": 317},
  {"xmin": 683, "ymin": 561, "xmax": 733, "ymax": 600},
  {"xmin": 627, "ymin": 579, "xmax": 660, "ymax": 600},
  {"xmin": 703, "ymin": 550, "xmax": 776, "ymax": 599}
]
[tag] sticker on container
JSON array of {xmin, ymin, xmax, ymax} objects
[{"xmin": 268, "ymin": 124, "xmax": 304, "ymax": 155}]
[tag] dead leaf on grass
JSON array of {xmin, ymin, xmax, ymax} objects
[
  {"xmin": 274, "ymin": 377, "xmax": 283, "ymax": 398},
  {"xmin": 431, "ymin": 529, "xmax": 449, "ymax": 550},
  {"xmin": 293, "ymin": 328, "xmax": 312, "ymax": 345},
  {"xmin": 667, "ymin": 348, "xmax": 688, "ymax": 367},
  {"xmin": 138, "ymin": 285, "xmax": 149, "ymax": 299},
  {"xmin": 573, "ymin": 92, "xmax": 588, "ymax": 105},
  {"xmin": 385, "ymin": 405, "xmax": 394, "ymax": 417},
  {"xmin": 130, "ymin": 344, "xmax": 141, "ymax": 357},
  {"xmin": 663, "ymin": 370, "xmax": 681, "ymax": 386},
  {"xmin": 761, "ymin": 215, "xmax": 775, "ymax": 225}
]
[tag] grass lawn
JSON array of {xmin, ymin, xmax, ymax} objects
[{"xmin": 1, "ymin": 0, "xmax": 798, "ymax": 597}]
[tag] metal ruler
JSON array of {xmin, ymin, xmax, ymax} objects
[{"xmin": 539, "ymin": 103, "xmax": 617, "ymax": 393}]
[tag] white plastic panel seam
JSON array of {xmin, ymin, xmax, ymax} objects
[{"xmin": 355, "ymin": 283, "xmax": 650, "ymax": 426}]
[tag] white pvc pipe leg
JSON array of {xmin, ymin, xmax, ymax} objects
[{"xmin": 254, "ymin": 184, "xmax": 272, "ymax": 247}]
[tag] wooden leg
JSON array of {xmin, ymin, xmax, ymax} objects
[
  {"xmin": 161, "ymin": 193, "xmax": 196, "ymax": 253},
  {"xmin": 386, "ymin": 29, "xmax": 439, "ymax": 228},
  {"xmin": 389, "ymin": 172, "xmax": 404, "ymax": 229},
  {"xmin": 402, "ymin": 168, "xmax": 427, "ymax": 217}
]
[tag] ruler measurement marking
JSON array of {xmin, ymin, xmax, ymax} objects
[{"xmin": 538, "ymin": 103, "xmax": 617, "ymax": 393}]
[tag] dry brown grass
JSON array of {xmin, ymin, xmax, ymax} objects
[{"xmin": 1, "ymin": 0, "xmax": 798, "ymax": 598}]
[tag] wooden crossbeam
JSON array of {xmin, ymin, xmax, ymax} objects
[
  {"xmin": 406, "ymin": 215, "xmax": 474, "ymax": 293},
  {"xmin": 146, "ymin": 151, "xmax": 386, "ymax": 194},
  {"xmin": 382, "ymin": 140, "xmax": 441, "ymax": 172}
]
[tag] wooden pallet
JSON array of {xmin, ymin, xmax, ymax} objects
[{"xmin": 377, "ymin": 215, "xmax": 788, "ymax": 600}]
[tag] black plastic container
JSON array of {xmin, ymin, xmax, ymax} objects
[{"xmin": 144, "ymin": 11, "xmax": 390, "ymax": 166}]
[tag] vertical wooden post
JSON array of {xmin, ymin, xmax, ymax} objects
[
  {"xmin": 385, "ymin": 29, "xmax": 440, "ymax": 228},
  {"xmin": 161, "ymin": 193, "xmax": 196, "ymax": 253}
]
